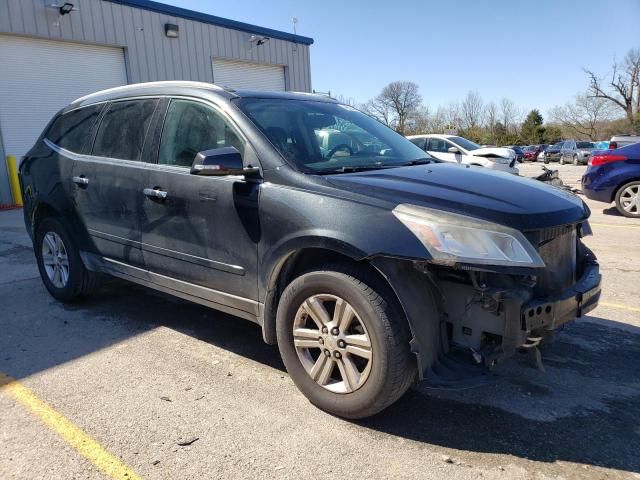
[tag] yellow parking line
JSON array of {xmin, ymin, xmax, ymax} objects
[
  {"xmin": 591, "ymin": 223, "xmax": 640, "ymax": 228},
  {"xmin": 599, "ymin": 302, "xmax": 640, "ymax": 313},
  {"xmin": 0, "ymin": 372, "xmax": 141, "ymax": 480}
]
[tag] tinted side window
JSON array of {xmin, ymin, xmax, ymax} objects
[
  {"xmin": 409, "ymin": 138, "xmax": 426, "ymax": 150},
  {"xmin": 47, "ymin": 104, "xmax": 103, "ymax": 153},
  {"xmin": 158, "ymin": 99, "xmax": 243, "ymax": 168},
  {"xmin": 428, "ymin": 138, "xmax": 450, "ymax": 153},
  {"xmin": 93, "ymin": 99, "xmax": 158, "ymax": 161}
]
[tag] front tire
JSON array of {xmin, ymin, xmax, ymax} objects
[
  {"xmin": 559, "ymin": 155, "xmax": 565, "ymax": 165},
  {"xmin": 276, "ymin": 266, "xmax": 415, "ymax": 419},
  {"xmin": 615, "ymin": 181, "xmax": 640, "ymax": 218},
  {"xmin": 573, "ymin": 155, "xmax": 579, "ymax": 166},
  {"xmin": 35, "ymin": 217, "xmax": 98, "ymax": 302}
]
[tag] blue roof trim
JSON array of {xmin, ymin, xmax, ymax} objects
[{"xmin": 105, "ymin": 0, "xmax": 314, "ymax": 45}]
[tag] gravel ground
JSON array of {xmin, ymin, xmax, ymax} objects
[{"xmin": 1, "ymin": 166, "xmax": 639, "ymax": 480}]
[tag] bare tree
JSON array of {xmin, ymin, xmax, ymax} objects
[
  {"xmin": 428, "ymin": 106, "xmax": 448, "ymax": 133},
  {"xmin": 334, "ymin": 94, "xmax": 357, "ymax": 106},
  {"xmin": 442, "ymin": 101, "xmax": 462, "ymax": 131},
  {"xmin": 483, "ymin": 101, "xmax": 498, "ymax": 144},
  {"xmin": 484, "ymin": 101, "xmax": 498, "ymax": 128},
  {"xmin": 585, "ymin": 48, "xmax": 640, "ymax": 133},
  {"xmin": 460, "ymin": 91, "xmax": 484, "ymax": 130},
  {"xmin": 361, "ymin": 98, "xmax": 395, "ymax": 128},
  {"xmin": 549, "ymin": 93, "xmax": 616, "ymax": 140},
  {"xmin": 500, "ymin": 98, "xmax": 519, "ymax": 134},
  {"xmin": 404, "ymin": 105, "xmax": 430, "ymax": 136},
  {"xmin": 363, "ymin": 81, "xmax": 423, "ymax": 134}
]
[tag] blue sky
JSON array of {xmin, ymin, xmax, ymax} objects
[{"xmin": 165, "ymin": 0, "xmax": 638, "ymax": 117}]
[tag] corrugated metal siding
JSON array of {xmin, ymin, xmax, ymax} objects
[
  {"xmin": 212, "ymin": 59, "xmax": 285, "ymax": 91},
  {"xmin": 0, "ymin": 0, "xmax": 311, "ymax": 91}
]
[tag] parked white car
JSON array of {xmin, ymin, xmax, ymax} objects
[{"xmin": 407, "ymin": 134, "xmax": 519, "ymax": 174}]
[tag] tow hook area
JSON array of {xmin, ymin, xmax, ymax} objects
[{"xmin": 518, "ymin": 336, "xmax": 545, "ymax": 372}]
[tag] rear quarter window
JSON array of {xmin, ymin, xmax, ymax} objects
[
  {"xmin": 46, "ymin": 104, "xmax": 104, "ymax": 153},
  {"xmin": 92, "ymin": 99, "xmax": 158, "ymax": 161}
]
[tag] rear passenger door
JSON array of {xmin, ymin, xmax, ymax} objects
[
  {"xmin": 71, "ymin": 98, "xmax": 159, "ymax": 273},
  {"xmin": 140, "ymin": 98, "xmax": 260, "ymax": 318},
  {"xmin": 39, "ymin": 104, "xmax": 105, "ymax": 238}
]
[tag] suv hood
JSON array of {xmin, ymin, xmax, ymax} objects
[
  {"xmin": 469, "ymin": 147, "xmax": 515, "ymax": 159},
  {"xmin": 326, "ymin": 163, "xmax": 588, "ymax": 231}
]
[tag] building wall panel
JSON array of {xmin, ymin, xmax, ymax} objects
[{"xmin": 0, "ymin": 0, "xmax": 311, "ymax": 91}]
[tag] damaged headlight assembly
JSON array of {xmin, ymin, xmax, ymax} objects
[{"xmin": 392, "ymin": 204, "xmax": 545, "ymax": 268}]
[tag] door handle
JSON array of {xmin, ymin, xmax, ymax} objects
[
  {"xmin": 72, "ymin": 175, "xmax": 89, "ymax": 186},
  {"xmin": 143, "ymin": 187, "xmax": 168, "ymax": 200}
]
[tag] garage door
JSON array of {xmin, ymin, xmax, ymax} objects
[
  {"xmin": 0, "ymin": 35, "xmax": 127, "ymax": 161},
  {"xmin": 212, "ymin": 59, "xmax": 285, "ymax": 91}
]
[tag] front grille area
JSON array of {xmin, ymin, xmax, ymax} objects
[{"xmin": 532, "ymin": 225, "xmax": 577, "ymax": 296}]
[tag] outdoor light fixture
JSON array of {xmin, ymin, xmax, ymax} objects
[
  {"xmin": 50, "ymin": 2, "xmax": 77, "ymax": 15},
  {"xmin": 58, "ymin": 2, "xmax": 75, "ymax": 15},
  {"xmin": 248, "ymin": 35, "xmax": 270, "ymax": 46},
  {"xmin": 164, "ymin": 23, "xmax": 179, "ymax": 38}
]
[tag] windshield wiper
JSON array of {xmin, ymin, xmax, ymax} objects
[
  {"xmin": 398, "ymin": 158, "xmax": 435, "ymax": 166},
  {"xmin": 314, "ymin": 165, "xmax": 390, "ymax": 175}
]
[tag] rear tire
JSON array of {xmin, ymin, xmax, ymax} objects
[
  {"xmin": 615, "ymin": 181, "xmax": 640, "ymax": 218},
  {"xmin": 35, "ymin": 217, "xmax": 99, "ymax": 302},
  {"xmin": 276, "ymin": 265, "xmax": 416, "ymax": 419},
  {"xmin": 543, "ymin": 157, "xmax": 549, "ymax": 164}
]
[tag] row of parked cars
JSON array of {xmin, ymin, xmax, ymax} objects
[
  {"xmin": 506, "ymin": 135, "xmax": 640, "ymax": 166},
  {"xmin": 403, "ymin": 133, "xmax": 640, "ymax": 218}
]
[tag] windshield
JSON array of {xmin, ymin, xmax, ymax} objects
[
  {"xmin": 577, "ymin": 141, "xmax": 595, "ymax": 149},
  {"xmin": 234, "ymin": 98, "xmax": 431, "ymax": 173},
  {"xmin": 448, "ymin": 136, "xmax": 481, "ymax": 151}
]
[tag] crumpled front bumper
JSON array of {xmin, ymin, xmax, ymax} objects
[{"xmin": 521, "ymin": 262, "xmax": 601, "ymax": 332}]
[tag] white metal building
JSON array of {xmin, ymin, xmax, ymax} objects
[{"xmin": 0, "ymin": 0, "xmax": 313, "ymax": 205}]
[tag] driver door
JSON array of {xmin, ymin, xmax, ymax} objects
[{"xmin": 140, "ymin": 98, "xmax": 260, "ymax": 317}]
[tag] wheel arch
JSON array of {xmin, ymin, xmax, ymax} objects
[
  {"xmin": 31, "ymin": 201, "xmax": 63, "ymax": 237},
  {"xmin": 260, "ymin": 244, "xmax": 410, "ymax": 350}
]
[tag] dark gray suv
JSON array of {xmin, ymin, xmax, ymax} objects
[
  {"xmin": 19, "ymin": 82, "xmax": 601, "ymax": 418},
  {"xmin": 559, "ymin": 140, "xmax": 595, "ymax": 165}
]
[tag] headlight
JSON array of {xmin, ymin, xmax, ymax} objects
[
  {"xmin": 494, "ymin": 157, "xmax": 510, "ymax": 164},
  {"xmin": 392, "ymin": 204, "xmax": 545, "ymax": 268}
]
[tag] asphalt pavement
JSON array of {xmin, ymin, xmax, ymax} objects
[{"xmin": 1, "ymin": 163, "xmax": 639, "ymax": 479}]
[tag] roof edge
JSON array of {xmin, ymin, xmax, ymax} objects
[{"xmin": 104, "ymin": 0, "xmax": 314, "ymax": 45}]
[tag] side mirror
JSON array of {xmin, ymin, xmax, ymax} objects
[
  {"xmin": 447, "ymin": 146, "xmax": 460, "ymax": 154},
  {"xmin": 190, "ymin": 147, "xmax": 259, "ymax": 177}
]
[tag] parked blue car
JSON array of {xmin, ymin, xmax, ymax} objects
[{"xmin": 582, "ymin": 142, "xmax": 640, "ymax": 218}]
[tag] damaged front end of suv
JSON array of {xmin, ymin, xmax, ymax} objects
[{"xmin": 371, "ymin": 202, "xmax": 601, "ymax": 384}]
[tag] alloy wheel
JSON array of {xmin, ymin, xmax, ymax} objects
[
  {"xmin": 620, "ymin": 185, "xmax": 640, "ymax": 215},
  {"xmin": 293, "ymin": 294, "xmax": 372, "ymax": 393},
  {"xmin": 41, "ymin": 232, "xmax": 70, "ymax": 288}
]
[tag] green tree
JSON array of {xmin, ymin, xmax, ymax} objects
[
  {"xmin": 543, "ymin": 125, "xmax": 563, "ymax": 144},
  {"xmin": 520, "ymin": 109, "xmax": 545, "ymax": 144}
]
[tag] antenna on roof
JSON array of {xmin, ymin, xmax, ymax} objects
[{"xmin": 292, "ymin": 16, "xmax": 299, "ymax": 52}]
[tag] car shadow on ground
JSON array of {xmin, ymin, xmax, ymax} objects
[
  {"xmin": 359, "ymin": 317, "xmax": 640, "ymax": 474},
  {"xmin": 603, "ymin": 206, "xmax": 624, "ymax": 217},
  {"xmin": 3, "ymin": 278, "xmax": 639, "ymax": 474},
  {"xmin": 128, "ymin": 283, "xmax": 640, "ymax": 475}
]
